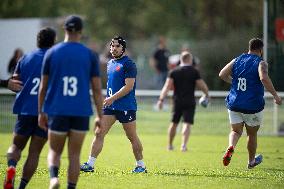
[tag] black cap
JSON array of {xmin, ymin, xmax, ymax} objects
[{"xmin": 64, "ymin": 15, "xmax": 83, "ymax": 32}]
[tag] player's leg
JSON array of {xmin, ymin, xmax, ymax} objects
[
  {"xmin": 180, "ymin": 106, "xmax": 195, "ymax": 152},
  {"xmin": 4, "ymin": 134, "xmax": 29, "ymax": 189},
  {"xmin": 244, "ymin": 111, "xmax": 263, "ymax": 169},
  {"xmin": 81, "ymin": 114, "xmax": 116, "ymax": 172},
  {"xmin": 4, "ymin": 115, "xmax": 31, "ymax": 189},
  {"xmin": 48, "ymin": 131, "xmax": 66, "ymax": 189},
  {"xmin": 47, "ymin": 116, "xmax": 69, "ymax": 189},
  {"xmin": 67, "ymin": 130, "xmax": 86, "ymax": 188},
  {"xmin": 18, "ymin": 116, "xmax": 47, "ymax": 189},
  {"xmin": 180, "ymin": 123, "xmax": 191, "ymax": 152},
  {"xmin": 223, "ymin": 110, "xmax": 244, "ymax": 166},
  {"xmin": 169, "ymin": 103, "xmax": 182, "ymax": 150},
  {"xmin": 168, "ymin": 122, "xmax": 178, "ymax": 150},
  {"xmin": 122, "ymin": 120, "xmax": 146, "ymax": 173}
]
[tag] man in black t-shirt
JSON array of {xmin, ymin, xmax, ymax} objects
[
  {"xmin": 149, "ymin": 36, "xmax": 170, "ymax": 89},
  {"xmin": 157, "ymin": 51, "xmax": 209, "ymax": 152}
]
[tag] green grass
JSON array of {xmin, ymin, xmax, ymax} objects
[{"xmin": 0, "ymin": 109, "xmax": 284, "ymax": 189}]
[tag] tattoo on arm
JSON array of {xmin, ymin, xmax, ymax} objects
[{"xmin": 260, "ymin": 61, "xmax": 268, "ymax": 75}]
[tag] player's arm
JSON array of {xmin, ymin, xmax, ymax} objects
[
  {"xmin": 157, "ymin": 77, "xmax": 173, "ymax": 110},
  {"xmin": 91, "ymin": 76, "xmax": 103, "ymax": 128},
  {"xmin": 219, "ymin": 59, "xmax": 235, "ymax": 84},
  {"xmin": 196, "ymin": 79, "xmax": 209, "ymax": 98},
  {"xmin": 103, "ymin": 78, "xmax": 135, "ymax": 107},
  {"xmin": 38, "ymin": 74, "xmax": 49, "ymax": 130},
  {"xmin": 258, "ymin": 61, "xmax": 282, "ymax": 105},
  {"xmin": 0, "ymin": 78, "xmax": 22, "ymax": 92}
]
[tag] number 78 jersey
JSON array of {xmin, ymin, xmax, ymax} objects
[
  {"xmin": 226, "ymin": 53, "xmax": 265, "ymax": 114},
  {"xmin": 42, "ymin": 42, "xmax": 100, "ymax": 116}
]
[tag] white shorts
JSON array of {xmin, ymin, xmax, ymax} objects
[{"xmin": 228, "ymin": 110, "xmax": 263, "ymax": 127}]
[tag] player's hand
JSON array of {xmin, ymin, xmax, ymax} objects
[
  {"xmin": 157, "ymin": 99, "xmax": 163, "ymax": 110},
  {"xmin": 103, "ymin": 97, "xmax": 114, "ymax": 107},
  {"xmin": 8, "ymin": 79, "xmax": 23, "ymax": 92},
  {"xmin": 38, "ymin": 113, "xmax": 48, "ymax": 131},
  {"xmin": 274, "ymin": 95, "xmax": 282, "ymax": 105}
]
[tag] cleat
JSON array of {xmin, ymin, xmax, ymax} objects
[
  {"xmin": 247, "ymin": 154, "xmax": 263, "ymax": 169},
  {"xmin": 80, "ymin": 162, "xmax": 94, "ymax": 172},
  {"xmin": 3, "ymin": 166, "xmax": 16, "ymax": 189},
  {"xmin": 223, "ymin": 146, "xmax": 234, "ymax": 166},
  {"xmin": 167, "ymin": 145, "xmax": 174, "ymax": 151},
  {"xmin": 181, "ymin": 146, "xmax": 188, "ymax": 152},
  {"xmin": 132, "ymin": 166, "xmax": 147, "ymax": 173}
]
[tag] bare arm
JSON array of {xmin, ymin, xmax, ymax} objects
[
  {"xmin": 258, "ymin": 61, "xmax": 282, "ymax": 105},
  {"xmin": 38, "ymin": 75, "xmax": 49, "ymax": 130},
  {"xmin": 103, "ymin": 78, "xmax": 135, "ymax": 106},
  {"xmin": 157, "ymin": 78, "xmax": 173, "ymax": 109},
  {"xmin": 196, "ymin": 79, "xmax": 209, "ymax": 97},
  {"xmin": 91, "ymin": 77, "xmax": 103, "ymax": 118},
  {"xmin": 219, "ymin": 59, "xmax": 235, "ymax": 84}
]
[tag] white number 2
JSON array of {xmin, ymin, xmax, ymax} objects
[
  {"xmin": 30, "ymin": 77, "xmax": 40, "ymax": 95},
  {"xmin": 63, "ymin": 76, "xmax": 78, "ymax": 96},
  {"xmin": 237, "ymin": 77, "xmax": 246, "ymax": 91},
  {"xmin": 108, "ymin": 88, "xmax": 113, "ymax": 96}
]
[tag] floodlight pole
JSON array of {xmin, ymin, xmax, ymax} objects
[{"xmin": 263, "ymin": 0, "xmax": 268, "ymax": 62}]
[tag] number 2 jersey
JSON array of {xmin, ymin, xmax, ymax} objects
[
  {"xmin": 105, "ymin": 56, "xmax": 137, "ymax": 111},
  {"xmin": 13, "ymin": 48, "xmax": 49, "ymax": 115},
  {"xmin": 226, "ymin": 53, "xmax": 264, "ymax": 113},
  {"xmin": 42, "ymin": 42, "xmax": 100, "ymax": 116}
]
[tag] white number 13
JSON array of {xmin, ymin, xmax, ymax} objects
[
  {"xmin": 237, "ymin": 77, "xmax": 246, "ymax": 91},
  {"xmin": 63, "ymin": 76, "xmax": 78, "ymax": 96}
]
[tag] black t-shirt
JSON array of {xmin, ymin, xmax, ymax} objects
[
  {"xmin": 169, "ymin": 65, "xmax": 201, "ymax": 105},
  {"xmin": 153, "ymin": 48, "xmax": 170, "ymax": 72}
]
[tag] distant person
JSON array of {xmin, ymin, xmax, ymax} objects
[
  {"xmin": 80, "ymin": 36, "xmax": 147, "ymax": 173},
  {"xmin": 0, "ymin": 78, "xmax": 22, "ymax": 92},
  {"xmin": 8, "ymin": 48, "xmax": 24, "ymax": 75},
  {"xmin": 149, "ymin": 36, "xmax": 170, "ymax": 89},
  {"xmin": 38, "ymin": 15, "xmax": 103, "ymax": 189},
  {"xmin": 3, "ymin": 27, "xmax": 56, "ymax": 189},
  {"xmin": 157, "ymin": 51, "xmax": 209, "ymax": 152},
  {"xmin": 219, "ymin": 38, "xmax": 282, "ymax": 169}
]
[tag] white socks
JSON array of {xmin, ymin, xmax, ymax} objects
[
  {"xmin": 136, "ymin": 160, "xmax": 145, "ymax": 168},
  {"xmin": 87, "ymin": 156, "xmax": 96, "ymax": 167}
]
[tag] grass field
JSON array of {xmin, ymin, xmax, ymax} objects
[{"xmin": 0, "ymin": 108, "xmax": 284, "ymax": 189}]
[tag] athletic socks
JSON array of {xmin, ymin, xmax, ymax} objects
[
  {"xmin": 67, "ymin": 182, "xmax": 76, "ymax": 189},
  {"xmin": 8, "ymin": 159, "xmax": 17, "ymax": 167},
  {"xmin": 18, "ymin": 178, "xmax": 29, "ymax": 189},
  {"xmin": 87, "ymin": 156, "xmax": 96, "ymax": 167},
  {"xmin": 136, "ymin": 160, "xmax": 145, "ymax": 168},
  {"xmin": 49, "ymin": 166, "xmax": 59, "ymax": 178}
]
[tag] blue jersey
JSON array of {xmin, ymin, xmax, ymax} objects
[
  {"xmin": 106, "ymin": 56, "xmax": 137, "ymax": 111},
  {"xmin": 13, "ymin": 48, "xmax": 49, "ymax": 115},
  {"xmin": 226, "ymin": 53, "xmax": 264, "ymax": 113},
  {"xmin": 42, "ymin": 42, "xmax": 100, "ymax": 116}
]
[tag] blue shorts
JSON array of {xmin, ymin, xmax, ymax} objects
[
  {"xmin": 48, "ymin": 116, "xmax": 90, "ymax": 133},
  {"xmin": 15, "ymin": 115, "xmax": 47, "ymax": 139},
  {"xmin": 103, "ymin": 109, "xmax": 136, "ymax": 123}
]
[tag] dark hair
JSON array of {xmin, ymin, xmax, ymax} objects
[
  {"xmin": 64, "ymin": 15, "xmax": 83, "ymax": 32},
  {"xmin": 249, "ymin": 38, "xmax": 263, "ymax": 51},
  {"xmin": 37, "ymin": 27, "xmax": 56, "ymax": 48},
  {"xmin": 110, "ymin": 36, "xmax": 126, "ymax": 52}
]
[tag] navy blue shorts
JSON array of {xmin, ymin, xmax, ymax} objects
[
  {"xmin": 48, "ymin": 116, "xmax": 90, "ymax": 133},
  {"xmin": 15, "ymin": 115, "xmax": 47, "ymax": 139},
  {"xmin": 103, "ymin": 109, "xmax": 136, "ymax": 123}
]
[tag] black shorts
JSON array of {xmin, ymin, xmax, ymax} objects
[
  {"xmin": 171, "ymin": 103, "xmax": 195, "ymax": 124},
  {"xmin": 103, "ymin": 109, "xmax": 136, "ymax": 123},
  {"xmin": 48, "ymin": 116, "xmax": 90, "ymax": 133},
  {"xmin": 15, "ymin": 115, "xmax": 47, "ymax": 139}
]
